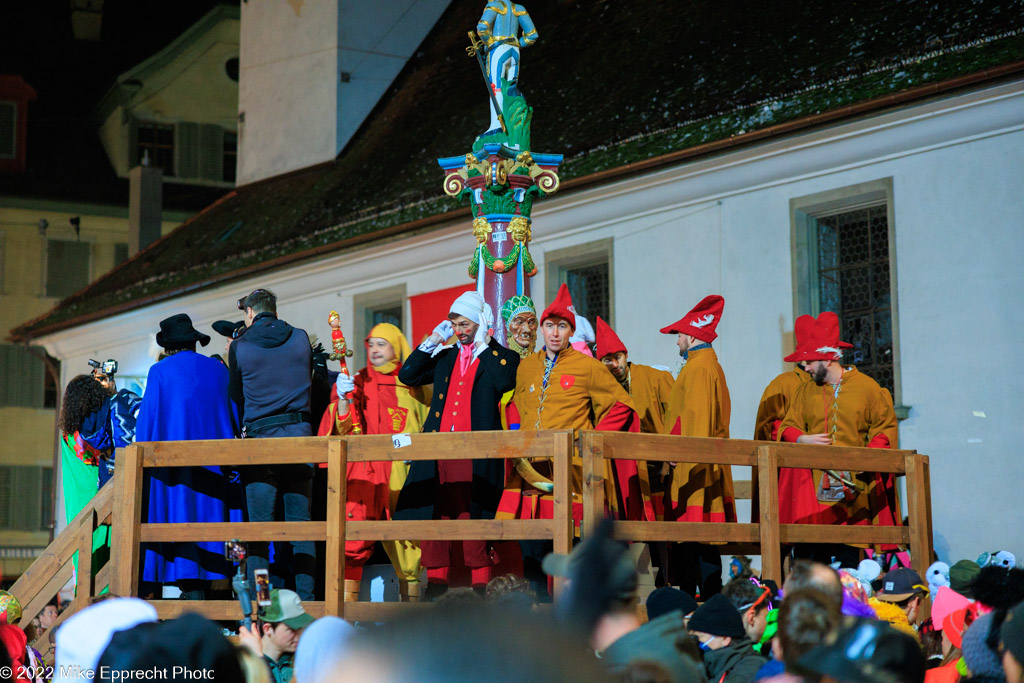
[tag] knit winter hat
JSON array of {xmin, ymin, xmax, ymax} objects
[
  {"xmin": 645, "ymin": 586, "xmax": 698, "ymax": 621},
  {"xmin": 949, "ymin": 559, "xmax": 981, "ymax": 598},
  {"xmin": 961, "ymin": 611, "xmax": 1003, "ymax": 678},
  {"xmin": 687, "ymin": 593, "xmax": 746, "ymax": 638}
]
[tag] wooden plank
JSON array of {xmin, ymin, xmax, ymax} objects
[
  {"xmin": 733, "ymin": 480, "xmax": 752, "ymax": 500},
  {"xmin": 551, "ymin": 431, "xmax": 573, "ymax": 600},
  {"xmin": 346, "ymin": 519, "xmax": 554, "ymax": 541},
  {"xmin": 905, "ymin": 453, "xmax": 931, "ymax": 576},
  {"xmin": 110, "ymin": 444, "xmax": 144, "ymax": 597},
  {"xmin": 777, "ymin": 451, "xmax": 906, "ymax": 474},
  {"xmin": 76, "ymin": 506, "xmax": 95, "ymax": 602},
  {"xmin": 779, "ymin": 524, "xmax": 910, "ymax": 545},
  {"xmin": 344, "ymin": 429, "xmax": 568, "ymax": 462},
  {"xmin": 612, "ymin": 521, "xmax": 759, "ymax": 543},
  {"xmin": 141, "ymin": 437, "xmax": 330, "ymax": 467},
  {"xmin": 8, "ymin": 484, "xmax": 111, "ymax": 603},
  {"xmin": 922, "ymin": 455, "xmax": 934, "ymax": 560},
  {"xmin": 601, "ymin": 432, "xmax": 757, "ymax": 466},
  {"xmin": 343, "ymin": 601, "xmax": 433, "ymax": 622},
  {"xmin": 150, "ymin": 599, "xmax": 327, "ymax": 620},
  {"xmin": 757, "ymin": 445, "xmax": 783, "ymax": 585},
  {"xmin": 324, "ymin": 439, "xmax": 346, "ymax": 617},
  {"xmin": 95, "ymin": 563, "xmax": 111, "ymax": 596},
  {"xmin": 580, "ymin": 432, "xmax": 605, "ymax": 539},
  {"xmin": 141, "ymin": 521, "xmax": 327, "ymax": 543},
  {"xmin": 19, "ymin": 561, "xmax": 74, "ymax": 632}
]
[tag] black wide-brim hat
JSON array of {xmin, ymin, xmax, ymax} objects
[
  {"xmin": 156, "ymin": 313, "xmax": 211, "ymax": 349},
  {"xmin": 212, "ymin": 320, "xmax": 245, "ymax": 339}
]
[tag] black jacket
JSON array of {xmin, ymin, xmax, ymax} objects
[
  {"xmin": 229, "ymin": 314, "xmax": 312, "ymax": 438},
  {"xmin": 702, "ymin": 637, "xmax": 767, "ymax": 683},
  {"xmin": 394, "ymin": 338, "xmax": 520, "ymax": 520}
]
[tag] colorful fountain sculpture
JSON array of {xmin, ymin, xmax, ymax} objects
[{"xmin": 437, "ymin": 1, "xmax": 562, "ymax": 353}]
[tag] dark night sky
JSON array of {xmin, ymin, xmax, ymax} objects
[{"xmin": 0, "ymin": 1, "xmax": 240, "ymax": 208}]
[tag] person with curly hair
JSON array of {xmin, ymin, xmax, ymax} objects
[{"xmin": 60, "ymin": 373, "xmax": 142, "ymax": 490}]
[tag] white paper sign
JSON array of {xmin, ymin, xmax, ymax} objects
[{"xmin": 391, "ymin": 433, "xmax": 412, "ymax": 449}]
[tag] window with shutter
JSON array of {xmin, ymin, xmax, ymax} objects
[
  {"xmin": 175, "ymin": 121, "xmax": 200, "ymax": 178},
  {"xmin": 0, "ymin": 344, "xmax": 46, "ymax": 408},
  {"xmin": 546, "ymin": 238, "xmax": 615, "ymax": 332},
  {"xmin": 0, "ymin": 466, "xmax": 49, "ymax": 531},
  {"xmin": 46, "ymin": 239, "xmax": 90, "ymax": 298},
  {"xmin": 198, "ymin": 123, "xmax": 224, "ymax": 181},
  {"xmin": 136, "ymin": 122, "xmax": 175, "ymax": 175}
]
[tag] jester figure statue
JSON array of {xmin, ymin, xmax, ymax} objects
[
  {"xmin": 501, "ymin": 294, "xmax": 538, "ymax": 358},
  {"xmin": 476, "ymin": 1, "xmax": 538, "ymax": 141}
]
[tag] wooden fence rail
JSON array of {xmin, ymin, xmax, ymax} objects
[
  {"xmin": 110, "ymin": 430, "xmax": 574, "ymax": 621},
  {"xmin": 579, "ymin": 432, "xmax": 933, "ymax": 584},
  {"xmin": 13, "ymin": 429, "xmax": 932, "ymax": 636},
  {"xmin": 8, "ymin": 480, "xmax": 114, "ymax": 662}
]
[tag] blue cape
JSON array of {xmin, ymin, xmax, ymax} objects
[{"xmin": 136, "ymin": 351, "xmax": 244, "ymax": 582}]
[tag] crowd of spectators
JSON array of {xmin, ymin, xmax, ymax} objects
[{"xmin": 2, "ymin": 541, "xmax": 1022, "ymax": 683}]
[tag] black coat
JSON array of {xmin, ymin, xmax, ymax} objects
[{"xmin": 394, "ymin": 338, "xmax": 520, "ymax": 521}]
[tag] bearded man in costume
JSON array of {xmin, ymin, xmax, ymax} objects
[
  {"xmin": 753, "ymin": 316, "xmax": 855, "ymax": 442},
  {"xmin": 395, "ymin": 291, "xmax": 519, "ymax": 600},
  {"xmin": 137, "ymin": 314, "xmax": 243, "ymax": 600},
  {"xmin": 318, "ymin": 323, "xmax": 427, "ymax": 602},
  {"xmin": 498, "ymin": 283, "xmax": 650, "ymax": 597},
  {"xmin": 776, "ymin": 311, "xmax": 899, "ymax": 567},
  {"xmin": 659, "ymin": 295, "xmax": 735, "ymax": 599}
]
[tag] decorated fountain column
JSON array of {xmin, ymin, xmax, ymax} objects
[{"xmin": 436, "ymin": 2, "xmax": 562, "ymax": 353}]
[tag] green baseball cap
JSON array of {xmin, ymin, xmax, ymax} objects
[{"xmin": 260, "ymin": 589, "xmax": 314, "ymax": 630}]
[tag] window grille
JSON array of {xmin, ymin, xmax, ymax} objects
[
  {"xmin": 565, "ymin": 261, "xmax": 610, "ymax": 325},
  {"xmin": 816, "ymin": 205, "xmax": 895, "ymax": 396},
  {"xmin": 137, "ymin": 122, "xmax": 175, "ymax": 175}
]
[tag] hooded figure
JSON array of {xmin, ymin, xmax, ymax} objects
[{"xmin": 318, "ymin": 323, "xmax": 427, "ymax": 602}]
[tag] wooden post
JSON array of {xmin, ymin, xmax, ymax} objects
[
  {"xmin": 551, "ymin": 431, "xmax": 573, "ymax": 599},
  {"xmin": 580, "ymin": 431, "xmax": 605, "ymax": 539},
  {"xmin": 921, "ymin": 455, "xmax": 934, "ymax": 558},
  {"xmin": 324, "ymin": 438, "xmax": 347, "ymax": 618},
  {"xmin": 110, "ymin": 445, "xmax": 145, "ymax": 597},
  {"xmin": 76, "ymin": 507, "xmax": 95, "ymax": 602},
  {"xmin": 905, "ymin": 452, "xmax": 931, "ymax": 575},
  {"xmin": 756, "ymin": 445, "xmax": 782, "ymax": 585}
]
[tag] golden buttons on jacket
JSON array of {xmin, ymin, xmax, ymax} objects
[
  {"xmin": 500, "ymin": 359, "xmax": 507, "ymax": 365},
  {"xmin": 492, "ymin": 350, "xmax": 498, "ymax": 356}
]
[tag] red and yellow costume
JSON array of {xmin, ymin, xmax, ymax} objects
[
  {"xmin": 775, "ymin": 312, "xmax": 900, "ymax": 536},
  {"xmin": 659, "ymin": 296, "xmax": 736, "ymax": 523},
  {"xmin": 317, "ymin": 323, "xmax": 427, "ymax": 587},
  {"xmin": 497, "ymin": 285, "xmax": 652, "ymax": 529}
]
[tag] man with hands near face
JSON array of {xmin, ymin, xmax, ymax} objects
[{"xmin": 394, "ymin": 291, "xmax": 519, "ymax": 598}]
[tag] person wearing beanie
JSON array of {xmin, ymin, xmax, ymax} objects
[
  {"xmin": 688, "ymin": 594, "xmax": 768, "ymax": 683},
  {"xmin": 776, "ymin": 311, "xmax": 900, "ymax": 567},
  {"xmin": 645, "ymin": 586, "xmax": 698, "ymax": 623},
  {"xmin": 1001, "ymin": 602, "xmax": 1024, "ymax": 683},
  {"xmin": 950, "ymin": 559, "xmax": 982, "ymax": 599},
  {"xmin": 317, "ymin": 323, "xmax": 427, "ymax": 602},
  {"xmin": 659, "ymin": 294, "xmax": 734, "ymax": 598},
  {"xmin": 497, "ymin": 283, "xmax": 649, "ymax": 598},
  {"xmin": 394, "ymin": 291, "xmax": 520, "ymax": 600},
  {"xmin": 961, "ymin": 611, "xmax": 1007, "ymax": 682}
]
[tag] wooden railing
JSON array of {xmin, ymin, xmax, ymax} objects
[
  {"xmin": 14, "ymin": 429, "xmax": 932, "ymax": 634},
  {"xmin": 109, "ymin": 430, "xmax": 574, "ymax": 622},
  {"xmin": 8, "ymin": 481, "xmax": 113, "ymax": 662},
  {"xmin": 579, "ymin": 432, "xmax": 933, "ymax": 583}
]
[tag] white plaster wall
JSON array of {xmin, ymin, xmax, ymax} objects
[
  {"xmin": 238, "ymin": 0, "xmax": 450, "ymax": 185},
  {"xmin": 43, "ymin": 82, "xmax": 1024, "ymax": 562}
]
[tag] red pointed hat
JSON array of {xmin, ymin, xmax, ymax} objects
[
  {"xmin": 540, "ymin": 283, "xmax": 576, "ymax": 330},
  {"xmin": 595, "ymin": 316, "xmax": 627, "ymax": 359},
  {"xmin": 784, "ymin": 312, "xmax": 851, "ymax": 362},
  {"xmin": 659, "ymin": 295, "xmax": 724, "ymax": 343}
]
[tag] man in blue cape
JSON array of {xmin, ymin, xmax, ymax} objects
[{"xmin": 136, "ymin": 313, "xmax": 244, "ymax": 599}]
